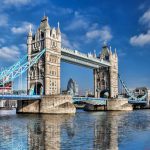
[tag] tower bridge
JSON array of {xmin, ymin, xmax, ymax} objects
[
  {"xmin": 26, "ymin": 16, "xmax": 118, "ymax": 99},
  {"xmin": 0, "ymin": 16, "xmax": 148, "ymax": 113}
]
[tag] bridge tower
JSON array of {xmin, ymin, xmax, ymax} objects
[
  {"xmin": 94, "ymin": 44, "xmax": 118, "ymax": 98},
  {"xmin": 27, "ymin": 16, "xmax": 61, "ymax": 95}
]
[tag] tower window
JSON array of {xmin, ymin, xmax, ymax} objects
[
  {"xmin": 41, "ymin": 32, "xmax": 44, "ymax": 39},
  {"xmin": 52, "ymin": 41, "xmax": 55, "ymax": 47}
]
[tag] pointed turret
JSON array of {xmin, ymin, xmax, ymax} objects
[
  {"xmin": 27, "ymin": 24, "xmax": 32, "ymax": 56},
  {"xmin": 39, "ymin": 15, "xmax": 50, "ymax": 30},
  {"xmin": 56, "ymin": 21, "xmax": 61, "ymax": 34},
  {"xmin": 51, "ymin": 27, "xmax": 56, "ymax": 38},
  {"xmin": 28, "ymin": 24, "xmax": 32, "ymax": 37},
  {"xmin": 100, "ymin": 42, "xmax": 110, "ymax": 60},
  {"xmin": 114, "ymin": 48, "xmax": 118, "ymax": 58},
  {"xmin": 108, "ymin": 46, "xmax": 112, "ymax": 55},
  {"xmin": 93, "ymin": 49, "xmax": 96, "ymax": 57},
  {"xmin": 56, "ymin": 21, "xmax": 61, "ymax": 42}
]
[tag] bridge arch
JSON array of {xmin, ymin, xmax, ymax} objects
[
  {"xmin": 29, "ymin": 82, "xmax": 43, "ymax": 95},
  {"xmin": 34, "ymin": 82, "xmax": 43, "ymax": 95},
  {"xmin": 100, "ymin": 89, "xmax": 109, "ymax": 98}
]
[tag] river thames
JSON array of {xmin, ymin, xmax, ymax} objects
[{"xmin": 0, "ymin": 109, "xmax": 150, "ymax": 150}]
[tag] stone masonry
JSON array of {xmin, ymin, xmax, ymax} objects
[
  {"xmin": 27, "ymin": 16, "xmax": 61, "ymax": 95},
  {"xmin": 94, "ymin": 44, "xmax": 118, "ymax": 98},
  {"xmin": 17, "ymin": 95, "xmax": 76, "ymax": 114}
]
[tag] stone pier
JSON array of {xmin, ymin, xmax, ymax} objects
[
  {"xmin": 107, "ymin": 98, "xmax": 133, "ymax": 111},
  {"xmin": 83, "ymin": 98, "xmax": 133, "ymax": 111},
  {"xmin": 16, "ymin": 95, "xmax": 76, "ymax": 114}
]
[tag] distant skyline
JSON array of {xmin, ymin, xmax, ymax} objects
[{"xmin": 0, "ymin": 0, "xmax": 150, "ymax": 93}]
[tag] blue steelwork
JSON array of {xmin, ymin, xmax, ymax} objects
[
  {"xmin": 0, "ymin": 95, "xmax": 41, "ymax": 100},
  {"xmin": 128, "ymin": 100, "xmax": 147, "ymax": 104},
  {"xmin": 73, "ymin": 97, "xmax": 107, "ymax": 105},
  {"xmin": 0, "ymin": 49, "xmax": 46, "ymax": 86},
  {"xmin": 0, "ymin": 54, "xmax": 27, "ymax": 80},
  {"xmin": 118, "ymin": 74, "xmax": 147, "ymax": 104}
]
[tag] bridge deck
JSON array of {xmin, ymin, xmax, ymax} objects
[
  {"xmin": 0, "ymin": 95, "xmax": 147, "ymax": 105},
  {"xmin": 0, "ymin": 95, "xmax": 41, "ymax": 100},
  {"xmin": 73, "ymin": 97, "xmax": 107, "ymax": 105}
]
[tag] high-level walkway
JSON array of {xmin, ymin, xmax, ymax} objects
[{"xmin": 61, "ymin": 48, "xmax": 111, "ymax": 68}]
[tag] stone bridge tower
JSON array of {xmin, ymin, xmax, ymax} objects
[
  {"xmin": 94, "ymin": 44, "xmax": 118, "ymax": 98},
  {"xmin": 27, "ymin": 16, "xmax": 61, "ymax": 95}
]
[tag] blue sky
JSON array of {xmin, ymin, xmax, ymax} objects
[{"xmin": 0, "ymin": 0, "xmax": 150, "ymax": 93}]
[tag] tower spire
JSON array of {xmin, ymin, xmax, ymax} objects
[
  {"xmin": 57, "ymin": 21, "xmax": 61, "ymax": 34},
  {"xmin": 29, "ymin": 24, "xmax": 32, "ymax": 33},
  {"xmin": 114, "ymin": 48, "xmax": 117, "ymax": 57},
  {"xmin": 28, "ymin": 24, "xmax": 32, "ymax": 37},
  {"xmin": 58, "ymin": 21, "xmax": 60, "ymax": 29},
  {"xmin": 103, "ymin": 40, "xmax": 107, "ymax": 47}
]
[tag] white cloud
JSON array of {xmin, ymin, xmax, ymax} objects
[
  {"xmin": 139, "ymin": 9, "xmax": 150, "ymax": 27},
  {"xmin": 65, "ymin": 11, "xmax": 88, "ymax": 31},
  {"xmin": 48, "ymin": 5, "xmax": 73, "ymax": 16},
  {"xmin": 11, "ymin": 22, "xmax": 35, "ymax": 34},
  {"xmin": 0, "ymin": 45, "xmax": 20, "ymax": 61},
  {"xmin": 62, "ymin": 33, "xmax": 72, "ymax": 48},
  {"xmin": 3, "ymin": 0, "xmax": 32, "ymax": 6},
  {"xmin": 0, "ymin": 14, "xmax": 8, "ymax": 27},
  {"xmin": 86, "ymin": 26, "xmax": 112, "ymax": 42},
  {"xmin": 130, "ymin": 30, "xmax": 150, "ymax": 46},
  {"xmin": 20, "ymin": 44, "xmax": 27, "ymax": 51},
  {"xmin": 62, "ymin": 33, "xmax": 80, "ymax": 49}
]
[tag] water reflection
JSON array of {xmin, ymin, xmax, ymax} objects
[
  {"xmin": 27, "ymin": 112, "xmax": 127, "ymax": 150},
  {"xmin": 93, "ymin": 112, "xmax": 122, "ymax": 150},
  {"xmin": 0, "ymin": 110, "xmax": 150, "ymax": 150},
  {"xmin": 27, "ymin": 115, "xmax": 73, "ymax": 150}
]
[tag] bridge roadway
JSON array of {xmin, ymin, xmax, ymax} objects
[
  {"xmin": 0, "ymin": 95, "xmax": 41, "ymax": 100},
  {"xmin": 0, "ymin": 95, "xmax": 147, "ymax": 105},
  {"xmin": 61, "ymin": 47, "xmax": 111, "ymax": 68},
  {"xmin": 0, "ymin": 95, "xmax": 107, "ymax": 105}
]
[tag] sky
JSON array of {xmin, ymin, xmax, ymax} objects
[{"xmin": 0, "ymin": 0, "xmax": 150, "ymax": 93}]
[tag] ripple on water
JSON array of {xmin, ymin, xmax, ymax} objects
[{"xmin": 0, "ymin": 109, "xmax": 150, "ymax": 150}]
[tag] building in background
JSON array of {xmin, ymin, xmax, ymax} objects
[
  {"xmin": 67, "ymin": 78, "xmax": 79, "ymax": 96},
  {"xmin": 0, "ymin": 100, "xmax": 17, "ymax": 108},
  {"xmin": 133, "ymin": 87, "xmax": 147, "ymax": 97},
  {"xmin": 133, "ymin": 87, "xmax": 150, "ymax": 107},
  {"xmin": 0, "ymin": 81, "xmax": 18, "ymax": 108},
  {"xmin": 85, "ymin": 89, "xmax": 94, "ymax": 97},
  {"xmin": 0, "ymin": 81, "xmax": 12, "ymax": 94}
]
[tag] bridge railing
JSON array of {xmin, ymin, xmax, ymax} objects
[
  {"xmin": 61, "ymin": 47, "xmax": 111, "ymax": 66},
  {"xmin": 0, "ymin": 94, "xmax": 41, "ymax": 100},
  {"xmin": 73, "ymin": 97, "xmax": 107, "ymax": 105}
]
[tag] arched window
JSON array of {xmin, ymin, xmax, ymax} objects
[
  {"xmin": 41, "ymin": 31, "xmax": 44, "ymax": 39},
  {"xmin": 101, "ymin": 79, "xmax": 105, "ymax": 86},
  {"xmin": 102, "ymin": 72, "xmax": 105, "ymax": 78}
]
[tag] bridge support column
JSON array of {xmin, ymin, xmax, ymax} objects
[
  {"xmin": 16, "ymin": 95, "xmax": 76, "ymax": 114},
  {"xmin": 93, "ymin": 44, "xmax": 118, "ymax": 98},
  {"xmin": 109, "ymin": 52, "xmax": 118, "ymax": 98},
  {"xmin": 93, "ymin": 67, "xmax": 110, "ymax": 98},
  {"xmin": 27, "ymin": 16, "xmax": 61, "ymax": 96},
  {"xmin": 93, "ymin": 69, "xmax": 98, "ymax": 98},
  {"xmin": 146, "ymin": 90, "xmax": 150, "ymax": 107}
]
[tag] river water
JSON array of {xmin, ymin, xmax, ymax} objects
[{"xmin": 0, "ymin": 109, "xmax": 150, "ymax": 150}]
